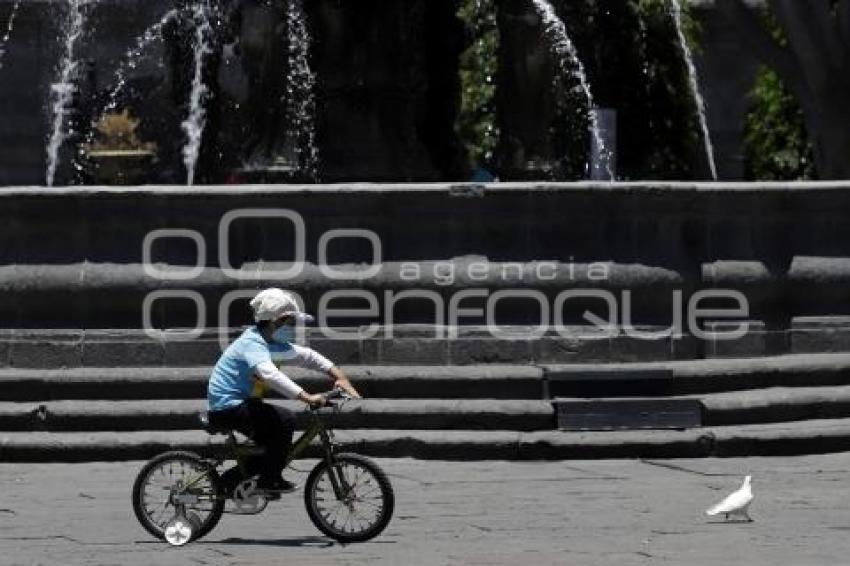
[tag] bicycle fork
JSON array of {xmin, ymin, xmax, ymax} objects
[{"xmin": 318, "ymin": 428, "xmax": 352, "ymax": 502}]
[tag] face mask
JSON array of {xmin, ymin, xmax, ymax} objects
[{"xmin": 272, "ymin": 325, "xmax": 296, "ymax": 344}]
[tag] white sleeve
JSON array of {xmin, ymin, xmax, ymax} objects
[
  {"xmin": 286, "ymin": 344, "xmax": 335, "ymax": 373},
  {"xmin": 254, "ymin": 361, "xmax": 304, "ymax": 399}
]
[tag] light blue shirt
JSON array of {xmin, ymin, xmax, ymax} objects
[{"xmin": 207, "ymin": 327, "xmax": 293, "ymax": 411}]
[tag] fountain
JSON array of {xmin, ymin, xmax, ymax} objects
[
  {"xmin": 283, "ymin": 0, "xmax": 318, "ymax": 179},
  {"xmin": 83, "ymin": 109, "xmax": 158, "ymax": 184},
  {"xmin": 670, "ymin": 0, "xmax": 717, "ymax": 180},
  {"xmin": 45, "ymin": 0, "xmax": 88, "ymax": 187},
  {"xmin": 102, "ymin": 9, "xmax": 179, "ymax": 116},
  {"xmin": 0, "ymin": 0, "xmax": 721, "ymax": 186},
  {"xmin": 529, "ymin": 0, "xmax": 613, "ymax": 180},
  {"xmin": 180, "ymin": 0, "xmax": 213, "ymax": 186},
  {"xmin": 0, "ymin": 0, "xmax": 19, "ymax": 71}
]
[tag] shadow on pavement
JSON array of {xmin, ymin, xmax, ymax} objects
[{"xmin": 214, "ymin": 536, "xmax": 336, "ymax": 548}]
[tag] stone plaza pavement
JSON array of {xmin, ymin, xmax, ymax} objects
[{"xmin": 1, "ymin": 454, "xmax": 849, "ymax": 566}]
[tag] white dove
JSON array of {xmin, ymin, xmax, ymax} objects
[{"xmin": 706, "ymin": 475, "xmax": 754, "ymax": 522}]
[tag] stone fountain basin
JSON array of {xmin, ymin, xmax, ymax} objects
[{"xmin": 86, "ymin": 149, "xmax": 156, "ymax": 185}]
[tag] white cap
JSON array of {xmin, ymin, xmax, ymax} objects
[{"xmin": 249, "ymin": 288, "xmax": 314, "ymax": 323}]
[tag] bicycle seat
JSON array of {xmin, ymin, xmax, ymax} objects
[{"xmin": 198, "ymin": 412, "xmax": 231, "ymax": 435}]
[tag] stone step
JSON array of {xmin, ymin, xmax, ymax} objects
[
  {"xmin": 5, "ymin": 259, "xmax": 850, "ymax": 332},
  {"xmin": 553, "ymin": 384, "xmax": 850, "ymax": 427},
  {"xmin": 5, "ymin": 383, "xmax": 850, "ymax": 433},
  {"xmin": 4, "ymin": 353, "xmax": 850, "ymax": 401},
  {"xmin": 0, "ymin": 325, "xmax": 693, "ymax": 367},
  {"xmin": 4, "ymin": 318, "xmax": 850, "ymax": 369},
  {"xmin": 0, "ymin": 261, "xmax": 683, "ymax": 329},
  {"xmin": 544, "ymin": 353, "xmax": 850, "ymax": 396},
  {"xmin": 0, "ymin": 365, "xmax": 545, "ymax": 401},
  {"xmin": 0, "ymin": 399, "xmax": 555, "ymax": 433},
  {"xmin": 5, "ymin": 418, "xmax": 850, "ymax": 461}
]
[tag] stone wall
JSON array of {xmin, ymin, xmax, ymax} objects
[{"xmin": 2, "ymin": 182, "xmax": 850, "ymax": 331}]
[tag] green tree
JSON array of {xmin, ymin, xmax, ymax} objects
[
  {"xmin": 718, "ymin": 0, "xmax": 850, "ymax": 179},
  {"xmin": 456, "ymin": 0, "xmax": 499, "ymax": 172},
  {"xmin": 744, "ymin": 67, "xmax": 816, "ymax": 180}
]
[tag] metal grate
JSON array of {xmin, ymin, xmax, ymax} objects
[{"xmin": 554, "ymin": 399, "xmax": 704, "ymax": 431}]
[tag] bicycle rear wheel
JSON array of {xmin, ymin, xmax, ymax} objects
[
  {"xmin": 304, "ymin": 453, "xmax": 394, "ymax": 543},
  {"xmin": 131, "ymin": 450, "xmax": 224, "ymax": 542}
]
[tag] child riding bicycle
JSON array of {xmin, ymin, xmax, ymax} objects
[{"xmin": 206, "ymin": 287, "xmax": 361, "ymax": 496}]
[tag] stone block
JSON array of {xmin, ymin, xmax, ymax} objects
[
  {"xmin": 532, "ymin": 335, "xmax": 610, "ymax": 363},
  {"xmin": 304, "ymin": 338, "xmax": 362, "ymax": 365},
  {"xmin": 704, "ymin": 321, "xmax": 775, "ymax": 358},
  {"xmin": 449, "ymin": 338, "xmax": 532, "ymax": 365},
  {"xmin": 609, "ymin": 334, "xmax": 671, "ymax": 362},
  {"xmin": 10, "ymin": 341, "xmax": 83, "ymax": 368},
  {"xmin": 0, "ymin": 340, "xmax": 10, "ymax": 367},
  {"xmin": 359, "ymin": 339, "xmax": 381, "ymax": 364},
  {"xmin": 163, "ymin": 339, "xmax": 225, "ymax": 366},
  {"xmin": 671, "ymin": 334, "xmax": 700, "ymax": 360},
  {"xmin": 378, "ymin": 338, "xmax": 450, "ymax": 365},
  {"xmin": 81, "ymin": 340, "xmax": 164, "ymax": 367},
  {"xmin": 791, "ymin": 317, "xmax": 850, "ymax": 354}
]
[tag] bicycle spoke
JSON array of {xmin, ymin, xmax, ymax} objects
[
  {"xmin": 352, "ymin": 498, "xmax": 382, "ymax": 510},
  {"xmin": 137, "ymin": 456, "xmax": 220, "ymax": 535},
  {"xmin": 323, "ymin": 500, "xmax": 345, "ymax": 527},
  {"xmin": 353, "ymin": 484, "xmax": 381, "ymax": 499},
  {"xmin": 308, "ymin": 458, "xmax": 390, "ymax": 540}
]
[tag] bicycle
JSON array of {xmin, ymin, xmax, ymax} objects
[{"xmin": 131, "ymin": 388, "xmax": 394, "ymax": 546}]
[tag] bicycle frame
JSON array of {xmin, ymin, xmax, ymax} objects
[
  {"xmin": 286, "ymin": 409, "xmax": 352, "ymax": 500},
  {"xmin": 179, "ymin": 406, "xmax": 350, "ymax": 501}
]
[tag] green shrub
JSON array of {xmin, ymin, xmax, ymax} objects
[
  {"xmin": 456, "ymin": 0, "xmax": 499, "ymax": 172},
  {"xmin": 743, "ymin": 67, "xmax": 815, "ymax": 181},
  {"xmin": 741, "ymin": 7, "xmax": 816, "ymax": 181}
]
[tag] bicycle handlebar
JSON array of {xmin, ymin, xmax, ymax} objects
[
  {"xmin": 308, "ymin": 387, "xmax": 352, "ymax": 410},
  {"xmin": 324, "ymin": 387, "xmax": 349, "ymax": 401}
]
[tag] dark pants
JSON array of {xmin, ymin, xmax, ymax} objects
[{"xmin": 208, "ymin": 399, "xmax": 296, "ymax": 484}]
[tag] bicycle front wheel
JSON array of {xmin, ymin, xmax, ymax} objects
[
  {"xmin": 304, "ymin": 453, "xmax": 394, "ymax": 543},
  {"xmin": 131, "ymin": 450, "xmax": 224, "ymax": 542}
]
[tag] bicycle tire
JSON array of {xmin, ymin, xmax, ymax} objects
[
  {"xmin": 304, "ymin": 453, "xmax": 394, "ymax": 543},
  {"xmin": 131, "ymin": 450, "xmax": 225, "ymax": 542}
]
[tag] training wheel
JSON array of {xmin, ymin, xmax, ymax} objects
[{"xmin": 164, "ymin": 512, "xmax": 200, "ymax": 546}]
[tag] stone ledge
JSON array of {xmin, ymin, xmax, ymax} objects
[
  {"xmin": 6, "ymin": 383, "xmax": 850, "ymax": 433},
  {"xmin": 0, "ymin": 326, "xmax": 700, "ymax": 367},
  {"xmin": 3, "ymin": 180, "xmax": 850, "ymax": 198},
  {"xmin": 0, "ymin": 399, "xmax": 556, "ymax": 433},
  {"xmin": 6, "ymin": 418, "xmax": 850, "ymax": 461}
]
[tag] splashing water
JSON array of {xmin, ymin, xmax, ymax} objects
[
  {"xmin": 0, "ymin": 1, "xmax": 21, "ymax": 71},
  {"xmin": 670, "ymin": 0, "xmax": 717, "ymax": 180},
  {"xmin": 46, "ymin": 0, "xmax": 88, "ymax": 187},
  {"xmin": 530, "ymin": 0, "xmax": 612, "ymax": 180},
  {"xmin": 103, "ymin": 9, "xmax": 179, "ymax": 115},
  {"xmin": 285, "ymin": 0, "xmax": 318, "ymax": 178},
  {"xmin": 181, "ymin": 1, "xmax": 213, "ymax": 186}
]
